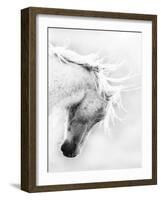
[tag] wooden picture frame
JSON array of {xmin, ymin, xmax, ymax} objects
[{"xmin": 21, "ymin": 7, "xmax": 157, "ymax": 192}]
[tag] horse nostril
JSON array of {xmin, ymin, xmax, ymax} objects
[
  {"xmin": 61, "ymin": 141, "xmax": 77, "ymax": 157},
  {"xmin": 61, "ymin": 141, "xmax": 68, "ymax": 152}
]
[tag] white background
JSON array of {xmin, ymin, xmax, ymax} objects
[{"xmin": 0, "ymin": 0, "xmax": 160, "ymax": 199}]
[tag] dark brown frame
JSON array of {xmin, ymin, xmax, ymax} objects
[{"xmin": 21, "ymin": 7, "xmax": 157, "ymax": 193}]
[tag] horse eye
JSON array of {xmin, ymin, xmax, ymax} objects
[{"xmin": 68, "ymin": 102, "xmax": 81, "ymax": 120}]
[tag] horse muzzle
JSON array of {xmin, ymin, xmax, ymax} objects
[{"xmin": 61, "ymin": 140, "xmax": 79, "ymax": 158}]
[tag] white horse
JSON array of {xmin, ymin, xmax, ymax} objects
[{"xmin": 49, "ymin": 45, "xmax": 139, "ymax": 158}]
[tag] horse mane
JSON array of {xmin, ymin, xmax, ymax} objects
[{"xmin": 50, "ymin": 44, "xmax": 140, "ymax": 133}]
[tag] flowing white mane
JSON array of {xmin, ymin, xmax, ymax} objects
[{"xmin": 50, "ymin": 44, "xmax": 140, "ymax": 133}]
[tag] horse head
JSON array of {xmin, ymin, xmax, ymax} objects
[{"xmin": 61, "ymin": 90, "xmax": 108, "ymax": 157}]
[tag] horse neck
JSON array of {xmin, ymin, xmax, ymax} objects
[{"xmin": 49, "ymin": 56, "xmax": 96, "ymax": 112}]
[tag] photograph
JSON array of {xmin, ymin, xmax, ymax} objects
[{"xmin": 48, "ymin": 28, "xmax": 142, "ymax": 172}]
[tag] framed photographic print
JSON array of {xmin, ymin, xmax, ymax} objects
[{"xmin": 21, "ymin": 7, "xmax": 157, "ymax": 192}]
